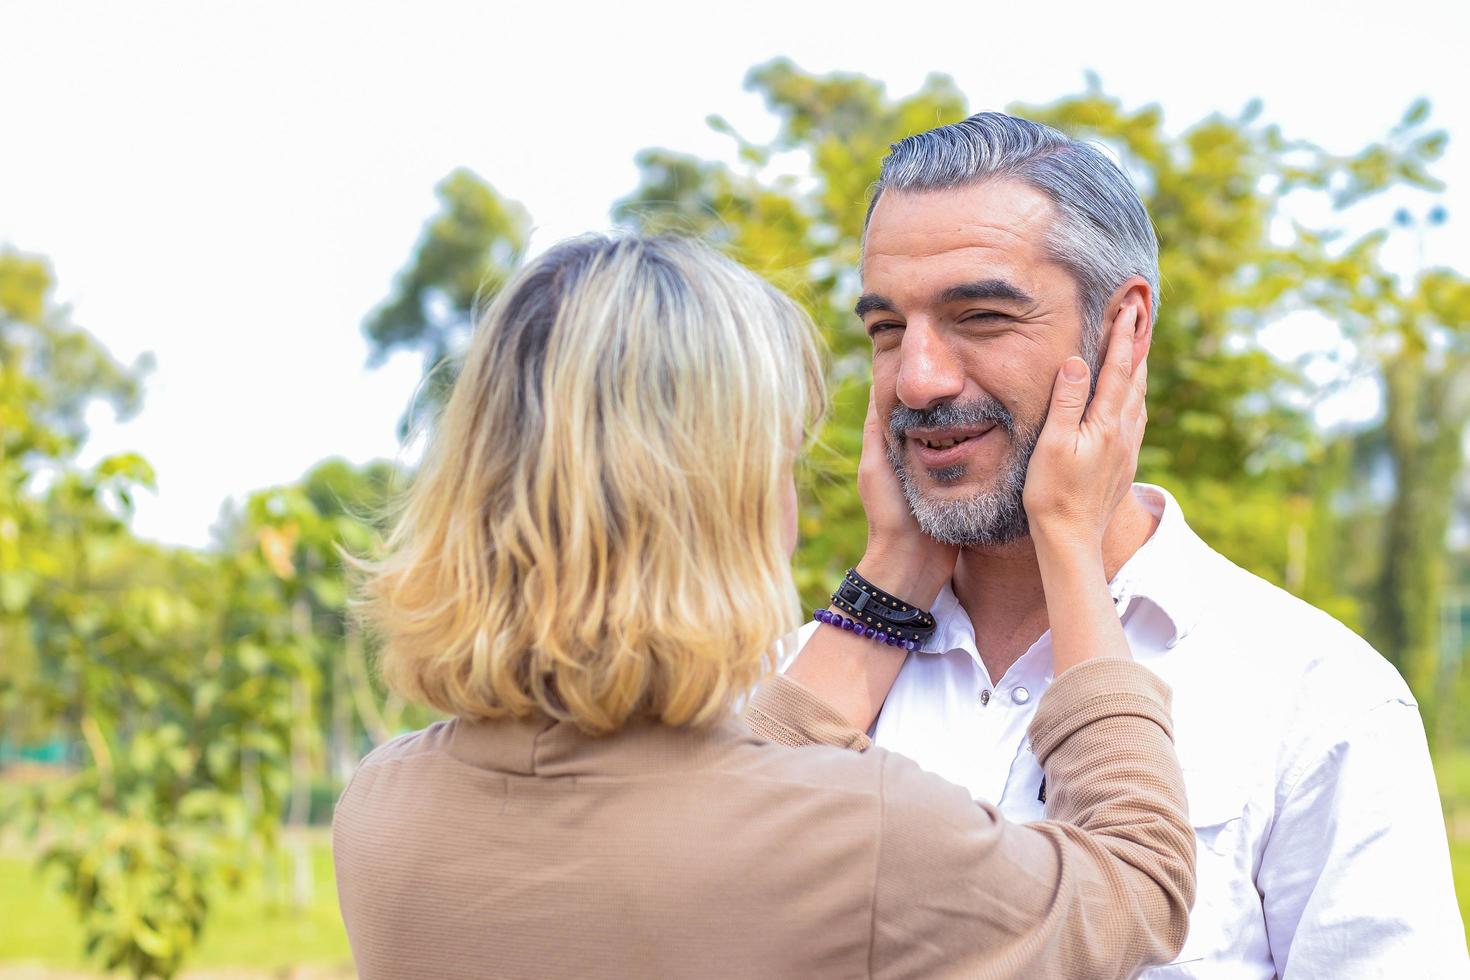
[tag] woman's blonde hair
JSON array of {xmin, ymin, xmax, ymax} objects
[{"xmin": 353, "ymin": 234, "xmax": 826, "ymax": 734}]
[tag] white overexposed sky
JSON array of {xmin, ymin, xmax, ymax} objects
[{"xmin": 3, "ymin": 0, "xmax": 1467, "ymax": 548}]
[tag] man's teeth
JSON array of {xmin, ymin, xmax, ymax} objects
[{"xmin": 922, "ymin": 436, "xmax": 968, "ymax": 449}]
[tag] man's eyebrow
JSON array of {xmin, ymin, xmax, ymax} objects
[
  {"xmin": 936, "ymin": 279, "xmax": 1035, "ymax": 307},
  {"xmin": 854, "ymin": 293, "xmax": 897, "ymax": 318}
]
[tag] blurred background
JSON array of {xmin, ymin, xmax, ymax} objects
[{"xmin": 2, "ymin": 0, "xmax": 1468, "ymax": 975}]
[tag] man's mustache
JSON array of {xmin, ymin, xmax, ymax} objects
[{"xmin": 888, "ymin": 399, "xmax": 1016, "ymax": 441}]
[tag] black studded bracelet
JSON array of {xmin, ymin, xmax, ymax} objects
[{"xmin": 827, "ymin": 567, "xmax": 937, "ymax": 645}]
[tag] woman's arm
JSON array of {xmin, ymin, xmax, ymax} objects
[
  {"xmin": 756, "ymin": 308, "xmax": 1192, "ymax": 976},
  {"xmin": 870, "ymin": 309, "xmax": 1191, "ymax": 978},
  {"xmin": 871, "ymin": 657, "xmax": 1193, "ymax": 979}
]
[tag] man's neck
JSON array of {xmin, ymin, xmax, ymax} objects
[{"xmin": 951, "ymin": 489, "xmax": 1159, "ymax": 682}]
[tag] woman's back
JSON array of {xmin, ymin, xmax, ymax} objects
[
  {"xmin": 334, "ymin": 714, "xmax": 888, "ymax": 978},
  {"xmin": 334, "ymin": 663, "xmax": 1191, "ymax": 980}
]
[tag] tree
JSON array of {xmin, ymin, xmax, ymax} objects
[
  {"xmin": 1363, "ymin": 266, "xmax": 1470, "ymax": 724},
  {"xmin": 2, "ymin": 247, "xmax": 414, "ymax": 973},
  {"xmin": 1, "ymin": 247, "xmax": 150, "ymax": 742},
  {"xmin": 362, "ymin": 168, "xmax": 531, "ymax": 435},
  {"xmin": 0, "ymin": 250, "xmax": 300, "ymax": 978}
]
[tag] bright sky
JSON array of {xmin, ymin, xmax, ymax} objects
[{"xmin": 3, "ymin": 0, "xmax": 1467, "ymax": 548}]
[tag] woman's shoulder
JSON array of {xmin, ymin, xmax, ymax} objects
[
  {"xmin": 724, "ymin": 720, "xmax": 899, "ymax": 799},
  {"xmin": 350, "ymin": 720, "xmax": 457, "ymax": 774},
  {"xmin": 333, "ymin": 722, "xmax": 462, "ymax": 841}
]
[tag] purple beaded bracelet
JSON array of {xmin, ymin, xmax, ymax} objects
[{"xmin": 814, "ymin": 609, "xmax": 920, "ymax": 651}]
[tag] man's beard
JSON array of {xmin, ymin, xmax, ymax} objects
[{"xmin": 885, "ymin": 397, "xmax": 1043, "ymax": 548}]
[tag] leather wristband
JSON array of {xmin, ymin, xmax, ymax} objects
[{"xmin": 830, "ymin": 568, "xmax": 937, "ymax": 644}]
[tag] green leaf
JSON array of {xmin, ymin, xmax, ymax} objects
[
  {"xmin": 95, "ymin": 452, "xmax": 157, "ymax": 489},
  {"xmin": 1402, "ymin": 97, "xmax": 1431, "ymax": 127}
]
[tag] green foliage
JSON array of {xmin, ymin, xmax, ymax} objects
[
  {"xmin": 1366, "ymin": 269, "xmax": 1470, "ymax": 709},
  {"xmin": 0, "ymin": 837, "xmax": 352, "ymax": 970},
  {"xmin": 2, "ymin": 259, "xmax": 262, "ymax": 976},
  {"xmin": 362, "ymin": 168, "xmax": 531, "ymax": 434},
  {"xmin": 0, "ymin": 250, "xmax": 148, "ymax": 449},
  {"xmin": 0, "ymin": 251, "xmax": 409, "ymax": 976},
  {"xmin": 40, "ymin": 802, "xmax": 221, "ymax": 976}
]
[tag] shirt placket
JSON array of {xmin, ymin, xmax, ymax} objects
[
  {"xmin": 988, "ymin": 647, "xmax": 1049, "ymax": 820},
  {"xmin": 947, "ymin": 632, "xmax": 1042, "ymax": 811},
  {"xmin": 991, "ymin": 592, "xmax": 1135, "ymax": 820}
]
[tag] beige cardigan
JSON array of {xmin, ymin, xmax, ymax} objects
[{"xmin": 333, "ymin": 658, "xmax": 1194, "ymax": 979}]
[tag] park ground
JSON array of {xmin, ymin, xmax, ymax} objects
[
  {"xmin": 2, "ymin": 755, "xmax": 1469, "ymax": 976},
  {"xmin": 0, "ymin": 827, "xmax": 353, "ymax": 978}
]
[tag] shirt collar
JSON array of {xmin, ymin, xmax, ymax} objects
[
  {"xmin": 921, "ymin": 483, "xmax": 1215, "ymax": 656},
  {"xmin": 1107, "ymin": 483, "xmax": 1215, "ymax": 647}
]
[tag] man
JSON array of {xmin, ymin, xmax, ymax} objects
[{"xmin": 787, "ymin": 113, "xmax": 1468, "ymax": 977}]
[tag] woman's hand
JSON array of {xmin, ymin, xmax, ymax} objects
[
  {"xmin": 854, "ymin": 387, "xmax": 958, "ymax": 610},
  {"xmin": 1023, "ymin": 305, "xmax": 1148, "ymax": 554},
  {"xmin": 1023, "ymin": 303, "xmax": 1149, "ymax": 674}
]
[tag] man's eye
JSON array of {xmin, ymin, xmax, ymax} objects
[
  {"xmin": 868, "ymin": 321, "xmax": 903, "ymax": 337},
  {"xmin": 964, "ymin": 311, "xmax": 1005, "ymax": 323}
]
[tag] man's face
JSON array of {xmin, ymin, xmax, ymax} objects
[{"xmin": 859, "ymin": 179, "xmax": 1090, "ymax": 548}]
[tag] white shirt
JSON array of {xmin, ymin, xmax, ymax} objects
[{"xmin": 796, "ymin": 484, "xmax": 1468, "ymax": 978}]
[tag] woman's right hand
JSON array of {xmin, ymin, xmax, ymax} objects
[{"xmin": 854, "ymin": 387, "xmax": 958, "ymax": 610}]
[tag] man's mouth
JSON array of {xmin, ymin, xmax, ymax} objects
[
  {"xmin": 909, "ymin": 426, "xmax": 994, "ymax": 451},
  {"xmin": 904, "ymin": 425, "xmax": 999, "ymax": 470},
  {"xmin": 918, "ymin": 435, "xmax": 972, "ymax": 450}
]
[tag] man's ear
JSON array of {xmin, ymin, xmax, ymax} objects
[{"xmin": 1104, "ymin": 277, "xmax": 1153, "ymax": 368}]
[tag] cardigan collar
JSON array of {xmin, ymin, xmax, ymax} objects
[{"xmin": 447, "ymin": 711, "xmax": 758, "ymax": 777}]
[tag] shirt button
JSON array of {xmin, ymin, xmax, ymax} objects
[
  {"xmin": 1012, "ymin": 687, "xmax": 1030, "ymax": 705},
  {"xmin": 979, "ymin": 689, "xmax": 992, "ymax": 706}
]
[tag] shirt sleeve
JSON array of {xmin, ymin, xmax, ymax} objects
[
  {"xmin": 870, "ymin": 659, "xmax": 1197, "ymax": 980},
  {"xmin": 743, "ymin": 673, "xmax": 873, "ymax": 751},
  {"xmin": 1258, "ymin": 698, "xmax": 1470, "ymax": 978}
]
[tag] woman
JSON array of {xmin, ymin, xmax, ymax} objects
[{"xmin": 333, "ymin": 234, "xmax": 1191, "ymax": 979}]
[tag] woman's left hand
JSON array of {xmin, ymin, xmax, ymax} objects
[{"xmin": 1022, "ymin": 304, "xmax": 1149, "ymax": 552}]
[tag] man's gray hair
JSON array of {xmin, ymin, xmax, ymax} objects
[{"xmin": 866, "ymin": 112, "xmax": 1160, "ymax": 355}]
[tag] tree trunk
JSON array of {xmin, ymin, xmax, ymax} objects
[
  {"xmin": 331, "ymin": 630, "xmax": 354, "ymax": 782},
  {"xmin": 1373, "ymin": 352, "xmax": 1470, "ymax": 734},
  {"xmin": 344, "ymin": 618, "xmax": 393, "ymax": 746},
  {"xmin": 287, "ymin": 596, "xmax": 314, "ymax": 909}
]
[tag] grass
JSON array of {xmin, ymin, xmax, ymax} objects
[
  {"xmin": 0, "ymin": 855, "xmax": 91, "ymax": 970},
  {"xmin": 1440, "ymin": 747, "xmax": 1470, "ymax": 939},
  {"xmin": 0, "ymin": 833, "xmax": 351, "ymax": 974},
  {"xmin": 190, "ymin": 839, "xmax": 351, "ymax": 970},
  {"xmin": 1438, "ymin": 747, "xmax": 1470, "ymax": 809},
  {"xmin": 1455, "ymin": 837, "xmax": 1470, "ymax": 931}
]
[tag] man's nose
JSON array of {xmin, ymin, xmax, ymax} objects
[{"xmin": 895, "ymin": 323, "xmax": 965, "ymax": 410}]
